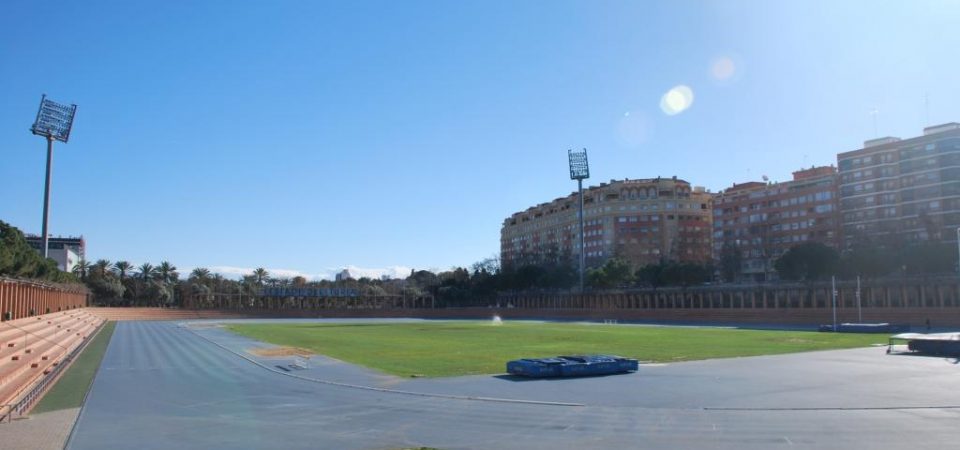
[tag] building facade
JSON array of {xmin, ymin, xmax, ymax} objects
[
  {"xmin": 25, "ymin": 236, "xmax": 85, "ymax": 273},
  {"xmin": 501, "ymin": 177, "xmax": 713, "ymax": 270},
  {"xmin": 837, "ymin": 123, "xmax": 960, "ymax": 247},
  {"xmin": 712, "ymin": 166, "xmax": 840, "ymax": 281}
]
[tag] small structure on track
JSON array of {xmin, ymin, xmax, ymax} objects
[
  {"xmin": 887, "ymin": 332, "xmax": 960, "ymax": 357},
  {"xmin": 506, "ymin": 355, "xmax": 638, "ymax": 378}
]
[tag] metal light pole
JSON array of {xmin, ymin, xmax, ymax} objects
[
  {"xmin": 30, "ymin": 94, "xmax": 77, "ymax": 259},
  {"xmin": 956, "ymin": 227, "xmax": 960, "ymax": 277},
  {"xmin": 40, "ymin": 135, "xmax": 54, "ymax": 258},
  {"xmin": 831, "ymin": 275, "xmax": 838, "ymax": 330},
  {"xmin": 568, "ymin": 149, "xmax": 590, "ymax": 292},
  {"xmin": 856, "ymin": 275, "xmax": 862, "ymax": 323},
  {"xmin": 578, "ymin": 177, "xmax": 585, "ymax": 289}
]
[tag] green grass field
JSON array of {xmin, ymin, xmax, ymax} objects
[
  {"xmin": 227, "ymin": 321, "xmax": 887, "ymax": 377},
  {"xmin": 32, "ymin": 321, "xmax": 116, "ymax": 414}
]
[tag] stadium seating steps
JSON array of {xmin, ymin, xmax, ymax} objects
[
  {"xmin": 84, "ymin": 307, "xmax": 250, "ymax": 321},
  {"xmin": 0, "ymin": 310, "xmax": 105, "ymax": 410}
]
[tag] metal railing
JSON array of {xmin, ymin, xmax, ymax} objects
[{"xmin": 0, "ymin": 318, "xmax": 70, "ymax": 354}]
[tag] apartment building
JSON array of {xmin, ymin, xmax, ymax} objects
[
  {"xmin": 501, "ymin": 177, "xmax": 713, "ymax": 270},
  {"xmin": 837, "ymin": 123, "xmax": 960, "ymax": 247},
  {"xmin": 25, "ymin": 235, "xmax": 86, "ymax": 273},
  {"xmin": 712, "ymin": 166, "xmax": 840, "ymax": 281}
]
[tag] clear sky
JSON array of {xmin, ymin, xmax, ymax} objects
[{"xmin": 2, "ymin": 1, "xmax": 959, "ymax": 279}]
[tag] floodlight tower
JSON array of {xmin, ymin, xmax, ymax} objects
[
  {"xmin": 568, "ymin": 148, "xmax": 590, "ymax": 292},
  {"xmin": 30, "ymin": 95, "xmax": 78, "ymax": 258}
]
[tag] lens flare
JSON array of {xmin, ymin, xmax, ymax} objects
[
  {"xmin": 617, "ymin": 111, "xmax": 649, "ymax": 147},
  {"xmin": 659, "ymin": 85, "xmax": 694, "ymax": 115},
  {"xmin": 710, "ymin": 57, "xmax": 736, "ymax": 81}
]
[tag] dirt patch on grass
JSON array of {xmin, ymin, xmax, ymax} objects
[{"xmin": 248, "ymin": 346, "xmax": 314, "ymax": 357}]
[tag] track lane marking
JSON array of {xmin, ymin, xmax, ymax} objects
[
  {"xmin": 704, "ymin": 405, "xmax": 960, "ymax": 411},
  {"xmin": 180, "ymin": 323, "xmax": 585, "ymax": 408}
]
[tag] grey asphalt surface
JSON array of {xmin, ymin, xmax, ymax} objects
[{"xmin": 66, "ymin": 320, "xmax": 960, "ymax": 449}]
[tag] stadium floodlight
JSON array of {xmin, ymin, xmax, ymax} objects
[
  {"xmin": 568, "ymin": 148, "xmax": 590, "ymax": 292},
  {"xmin": 31, "ymin": 95, "xmax": 77, "ymax": 143},
  {"xmin": 30, "ymin": 94, "xmax": 78, "ymax": 258},
  {"xmin": 568, "ymin": 148, "xmax": 590, "ymax": 180}
]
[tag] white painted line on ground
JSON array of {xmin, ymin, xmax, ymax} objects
[
  {"xmin": 704, "ymin": 405, "xmax": 960, "ymax": 411},
  {"xmin": 181, "ymin": 323, "xmax": 585, "ymax": 408}
]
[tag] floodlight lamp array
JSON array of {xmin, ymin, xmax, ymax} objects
[
  {"xmin": 30, "ymin": 95, "xmax": 77, "ymax": 143},
  {"xmin": 568, "ymin": 148, "xmax": 590, "ymax": 180}
]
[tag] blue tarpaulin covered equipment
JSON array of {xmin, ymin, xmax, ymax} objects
[
  {"xmin": 818, "ymin": 323, "xmax": 910, "ymax": 333},
  {"xmin": 506, "ymin": 355, "xmax": 638, "ymax": 378}
]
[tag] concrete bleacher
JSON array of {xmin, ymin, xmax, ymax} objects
[
  {"xmin": 0, "ymin": 310, "xmax": 105, "ymax": 414},
  {"xmin": 85, "ymin": 307, "xmax": 250, "ymax": 321}
]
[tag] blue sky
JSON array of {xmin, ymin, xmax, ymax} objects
[{"xmin": 2, "ymin": 1, "xmax": 959, "ymax": 279}]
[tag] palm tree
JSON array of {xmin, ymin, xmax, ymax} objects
[
  {"xmin": 113, "ymin": 261, "xmax": 133, "ymax": 281},
  {"xmin": 137, "ymin": 263, "xmax": 155, "ymax": 281},
  {"xmin": 186, "ymin": 268, "xmax": 211, "ymax": 308},
  {"xmin": 94, "ymin": 259, "xmax": 111, "ymax": 277},
  {"xmin": 252, "ymin": 267, "xmax": 269, "ymax": 286},
  {"xmin": 190, "ymin": 267, "xmax": 211, "ymax": 282},
  {"xmin": 73, "ymin": 259, "xmax": 93, "ymax": 280},
  {"xmin": 212, "ymin": 273, "xmax": 224, "ymax": 290},
  {"xmin": 157, "ymin": 261, "xmax": 178, "ymax": 283}
]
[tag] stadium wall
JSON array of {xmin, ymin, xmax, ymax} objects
[
  {"xmin": 187, "ymin": 306, "xmax": 958, "ymax": 327},
  {"xmin": 176, "ymin": 277, "xmax": 960, "ymax": 326},
  {"xmin": 0, "ymin": 277, "xmax": 89, "ymax": 321}
]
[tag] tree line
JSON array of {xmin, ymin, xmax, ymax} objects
[
  {"xmin": 73, "ymin": 259, "xmax": 179, "ymax": 306},
  {"xmin": 773, "ymin": 240, "xmax": 957, "ymax": 282},
  {"xmin": 5, "ymin": 219, "xmax": 959, "ymax": 308},
  {"xmin": 0, "ymin": 220, "xmax": 77, "ymax": 283}
]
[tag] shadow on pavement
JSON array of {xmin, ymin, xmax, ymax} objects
[{"xmin": 492, "ymin": 373, "xmax": 634, "ymax": 382}]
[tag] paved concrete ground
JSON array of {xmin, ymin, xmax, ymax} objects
[
  {"xmin": 0, "ymin": 408, "xmax": 79, "ymax": 450},
  {"xmin": 66, "ymin": 320, "xmax": 960, "ymax": 449}
]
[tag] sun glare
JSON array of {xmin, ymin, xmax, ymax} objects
[
  {"xmin": 710, "ymin": 56, "xmax": 737, "ymax": 81},
  {"xmin": 659, "ymin": 85, "xmax": 694, "ymax": 116}
]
